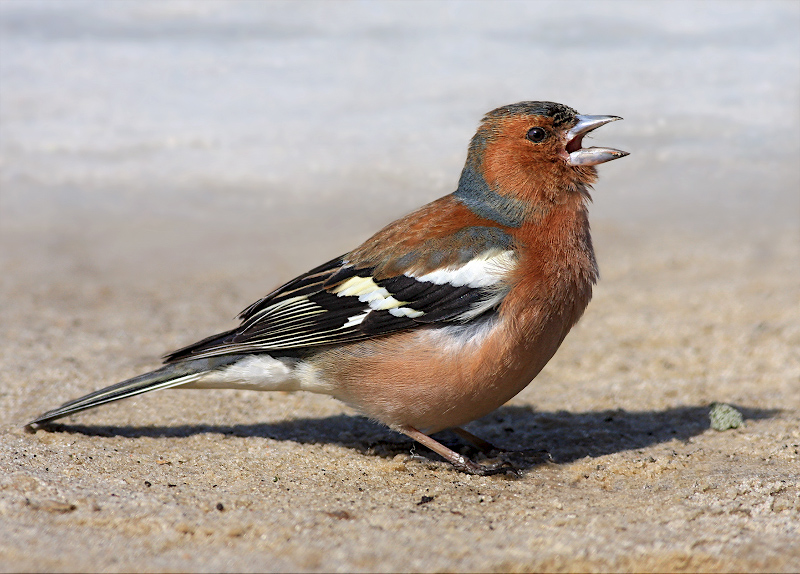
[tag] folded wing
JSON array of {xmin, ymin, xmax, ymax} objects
[{"xmin": 165, "ymin": 247, "xmax": 515, "ymax": 362}]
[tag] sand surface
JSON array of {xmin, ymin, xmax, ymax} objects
[
  {"xmin": 2, "ymin": 222, "xmax": 799, "ymax": 573},
  {"xmin": 2, "ymin": 1, "xmax": 799, "ymax": 572}
]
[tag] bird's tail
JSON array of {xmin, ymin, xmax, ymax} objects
[{"xmin": 26, "ymin": 356, "xmax": 240, "ymax": 428}]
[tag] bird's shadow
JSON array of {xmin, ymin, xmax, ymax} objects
[{"xmin": 38, "ymin": 404, "xmax": 778, "ymax": 472}]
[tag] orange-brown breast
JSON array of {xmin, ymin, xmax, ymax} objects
[{"xmin": 311, "ymin": 195, "xmax": 596, "ymax": 433}]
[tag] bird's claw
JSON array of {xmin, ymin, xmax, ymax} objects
[{"xmin": 456, "ymin": 456, "xmax": 519, "ymax": 477}]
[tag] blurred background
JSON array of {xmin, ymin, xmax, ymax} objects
[{"xmin": 1, "ymin": 0, "xmax": 797, "ymax": 293}]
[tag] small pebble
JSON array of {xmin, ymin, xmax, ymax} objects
[{"xmin": 709, "ymin": 403, "xmax": 743, "ymax": 431}]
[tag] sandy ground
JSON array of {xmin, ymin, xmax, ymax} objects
[{"xmin": 1, "ymin": 213, "xmax": 798, "ymax": 572}]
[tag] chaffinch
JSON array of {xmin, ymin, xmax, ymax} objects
[{"xmin": 28, "ymin": 101, "xmax": 628, "ymax": 475}]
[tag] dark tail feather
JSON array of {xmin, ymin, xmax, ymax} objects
[{"xmin": 27, "ymin": 356, "xmax": 240, "ymax": 428}]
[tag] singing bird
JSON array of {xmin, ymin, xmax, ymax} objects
[{"xmin": 28, "ymin": 102, "xmax": 628, "ymax": 475}]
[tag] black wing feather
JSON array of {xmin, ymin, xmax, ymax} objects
[{"xmin": 165, "ymin": 253, "xmax": 507, "ymax": 363}]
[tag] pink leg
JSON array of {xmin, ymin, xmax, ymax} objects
[{"xmin": 396, "ymin": 425, "xmax": 516, "ymax": 476}]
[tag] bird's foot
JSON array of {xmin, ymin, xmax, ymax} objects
[
  {"xmin": 397, "ymin": 424, "xmax": 520, "ymax": 477},
  {"xmin": 454, "ymin": 456, "xmax": 519, "ymax": 477}
]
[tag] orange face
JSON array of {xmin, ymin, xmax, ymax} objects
[
  {"xmin": 477, "ymin": 114, "xmax": 598, "ymax": 205},
  {"xmin": 462, "ymin": 102, "xmax": 626, "ymax": 210}
]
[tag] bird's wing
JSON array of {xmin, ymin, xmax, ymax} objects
[{"xmin": 164, "ymin": 245, "xmax": 516, "ymax": 362}]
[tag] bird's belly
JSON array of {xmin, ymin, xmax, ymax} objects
[{"xmin": 311, "ymin": 314, "xmax": 564, "ymax": 434}]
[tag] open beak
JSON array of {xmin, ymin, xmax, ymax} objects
[{"xmin": 566, "ymin": 115, "xmax": 629, "ymax": 166}]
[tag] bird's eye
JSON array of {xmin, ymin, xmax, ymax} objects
[{"xmin": 526, "ymin": 127, "xmax": 548, "ymax": 143}]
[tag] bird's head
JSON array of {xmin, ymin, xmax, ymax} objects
[{"xmin": 457, "ymin": 102, "xmax": 628, "ymax": 217}]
